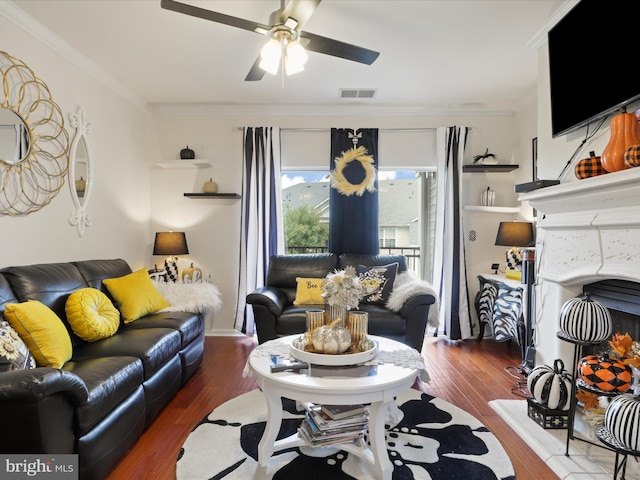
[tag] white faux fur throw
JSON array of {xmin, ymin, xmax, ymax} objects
[
  {"xmin": 155, "ymin": 281, "xmax": 223, "ymax": 314},
  {"xmin": 386, "ymin": 271, "xmax": 440, "ymax": 328}
]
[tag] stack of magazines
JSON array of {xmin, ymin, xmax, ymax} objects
[{"xmin": 298, "ymin": 403, "xmax": 368, "ymax": 447}]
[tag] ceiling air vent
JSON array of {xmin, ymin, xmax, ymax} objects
[{"xmin": 339, "ymin": 88, "xmax": 377, "ymax": 99}]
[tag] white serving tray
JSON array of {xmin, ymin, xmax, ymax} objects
[{"xmin": 289, "ymin": 337, "xmax": 377, "ymax": 366}]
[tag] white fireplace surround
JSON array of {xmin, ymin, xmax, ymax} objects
[{"xmin": 520, "ymin": 167, "xmax": 640, "ymax": 368}]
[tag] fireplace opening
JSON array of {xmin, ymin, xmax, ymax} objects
[{"xmin": 581, "ymin": 279, "xmax": 640, "ymax": 355}]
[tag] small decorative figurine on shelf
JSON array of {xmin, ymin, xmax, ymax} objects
[
  {"xmin": 180, "ymin": 145, "xmax": 195, "ymax": 159},
  {"xmin": 473, "ymin": 148, "xmax": 498, "ymax": 165}
]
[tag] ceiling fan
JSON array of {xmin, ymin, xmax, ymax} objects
[{"xmin": 160, "ymin": 0, "xmax": 380, "ymax": 81}]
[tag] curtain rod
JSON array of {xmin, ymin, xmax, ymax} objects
[{"xmin": 233, "ymin": 127, "xmax": 437, "ymax": 133}]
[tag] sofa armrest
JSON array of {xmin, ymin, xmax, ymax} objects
[
  {"xmin": 399, "ymin": 293, "xmax": 436, "ymax": 318},
  {"xmin": 0, "ymin": 368, "xmax": 89, "ymax": 405},
  {"xmin": 397, "ymin": 293, "xmax": 436, "ymax": 351},
  {"xmin": 246, "ymin": 286, "xmax": 288, "ymax": 316}
]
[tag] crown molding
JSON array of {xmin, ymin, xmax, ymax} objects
[
  {"xmin": 145, "ymin": 102, "xmax": 517, "ymax": 117},
  {"xmin": 526, "ymin": 0, "xmax": 580, "ymax": 51},
  {"xmin": 0, "ymin": 1, "xmax": 148, "ymax": 112}
]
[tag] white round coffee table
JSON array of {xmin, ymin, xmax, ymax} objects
[{"xmin": 248, "ymin": 335, "xmax": 423, "ymax": 480}]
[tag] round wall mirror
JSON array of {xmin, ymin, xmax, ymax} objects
[
  {"xmin": 68, "ymin": 106, "xmax": 93, "ymax": 236},
  {"xmin": 0, "ymin": 108, "xmax": 30, "ymax": 165}
]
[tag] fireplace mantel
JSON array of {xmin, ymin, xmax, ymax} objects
[{"xmin": 520, "ymin": 167, "xmax": 640, "ymax": 216}]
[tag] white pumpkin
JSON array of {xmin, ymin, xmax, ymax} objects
[
  {"xmin": 604, "ymin": 393, "xmax": 640, "ymax": 451},
  {"xmin": 311, "ymin": 319, "xmax": 351, "ymax": 354},
  {"xmin": 558, "ymin": 293, "xmax": 612, "ymax": 343},
  {"xmin": 527, "ymin": 359, "xmax": 573, "ymax": 411}
]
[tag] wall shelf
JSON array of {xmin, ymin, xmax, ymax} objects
[
  {"xmin": 464, "ymin": 205, "xmax": 520, "ymax": 213},
  {"xmin": 184, "ymin": 193, "xmax": 241, "ymax": 199},
  {"xmin": 463, "ymin": 164, "xmax": 519, "ymax": 173},
  {"xmin": 155, "ymin": 160, "xmax": 212, "ymax": 169}
]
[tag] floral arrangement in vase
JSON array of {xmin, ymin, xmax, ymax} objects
[{"xmin": 321, "ymin": 266, "xmax": 364, "ymax": 310}]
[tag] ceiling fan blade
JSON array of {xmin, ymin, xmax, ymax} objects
[
  {"xmin": 280, "ymin": 0, "xmax": 321, "ymax": 30},
  {"xmin": 301, "ymin": 32, "xmax": 380, "ymax": 65},
  {"xmin": 161, "ymin": 0, "xmax": 269, "ymax": 34},
  {"xmin": 245, "ymin": 56, "xmax": 267, "ymax": 82}
]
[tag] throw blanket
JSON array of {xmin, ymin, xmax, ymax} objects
[
  {"xmin": 155, "ymin": 281, "xmax": 222, "ymax": 314},
  {"xmin": 386, "ymin": 271, "xmax": 439, "ymax": 328}
]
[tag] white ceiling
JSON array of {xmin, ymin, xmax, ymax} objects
[{"xmin": 6, "ymin": 0, "xmax": 573, "ymax": 114}]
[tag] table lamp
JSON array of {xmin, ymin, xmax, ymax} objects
[
  {"xmin": 153, "ymin": 231, "xmax": 189, "ymax": 282},
  {"xmin": 494, "ymin": 221, "xmax": 534, "ymax": 281}
]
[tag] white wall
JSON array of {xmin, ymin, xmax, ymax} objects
[
  {"xmin": 151, "ymin": 110, "xmax": 537, "ymax": 335},
  {"xmin": 0, "ymin": 15, "xmax": 158, "ymax": 271}
]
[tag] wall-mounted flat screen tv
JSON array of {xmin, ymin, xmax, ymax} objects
[{"xmin": 548, "ymin": 0, "xmax": 640, "ymax": 138}]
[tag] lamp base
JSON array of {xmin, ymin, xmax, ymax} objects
[
  {"xmin": 505, "ymin": 269, "xmax": 522, "ymax": 281},
  {"xmin": 164, "ymin": 257, "xmax": 179, "ymax": 283}
]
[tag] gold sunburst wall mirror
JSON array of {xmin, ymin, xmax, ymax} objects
[{"xmin": 0, "ymin": 51, "xmax": 69, "ymax": 216}]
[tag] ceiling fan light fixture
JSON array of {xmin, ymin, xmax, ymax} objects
[
  {"xmin": 259, "ymin": 38, "xmax": 282, "ymax": 75},
  {"xmin": 284, "ymin": 40, "xmax": 307, "ymax": 75}
]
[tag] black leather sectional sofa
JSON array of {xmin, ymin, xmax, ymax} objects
[
  {"xmin": 247, "ymin": 253, "xmax": 436, "ymax": 351},
  {"xmin": 0, "ymin": 259, "xmax": 204, "ymax": 480}
]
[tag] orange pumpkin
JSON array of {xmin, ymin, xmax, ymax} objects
[
  {"xmin": 601, "ymin": 112, "xmax": 640, "ymax": 172},
  {"xmin": 575, "ymin": 151, "xmax": 606, "ymax": 179},
  {"xmin": 624, "ymin": 144, "xmax": 640, "ymax": 168}
]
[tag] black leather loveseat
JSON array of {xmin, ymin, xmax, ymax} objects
[
  {"xmin": 0, "ymin": 259, "xmax": 204, "ymax": 480},
  {"xmin": 247, "ymin": 253, "xmax": 436, "ymax": 351}
]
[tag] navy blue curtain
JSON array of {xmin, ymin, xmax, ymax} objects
[{"xmin": 329, "ymin": 128, "xmax": 379, "ymax": 255}]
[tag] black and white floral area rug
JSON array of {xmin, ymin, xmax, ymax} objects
[{"xmin": 176, "ymin": 389, "xmax": 515, "ymax": 480}]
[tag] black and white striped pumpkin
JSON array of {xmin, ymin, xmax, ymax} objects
[
  {"xmin": 527, "ymin": 359, "xmax": 573, "ymax": 410},
  {"xmin": 558, "ymin": 293, "xmax": 612, "ymax": 343},
  {"xmin": 604, "ymin": 393, "xmax": 640, "ymax": 451}
]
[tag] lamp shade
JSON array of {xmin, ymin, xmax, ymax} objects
[
  {"xmin": 495, "ymin": 222, "xmax": 535, "ymax": 247},
  {"xmin": 153, "ymin": 232, "xmax": 189, "ymax": 256}
]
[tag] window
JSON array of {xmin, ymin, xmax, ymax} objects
[
  {"xmin": 379, "ymin": 228, "xmax": 397, "ymax": 247},
  {"xmin": 281, "ymin": 169, "xmax": 436, "ymax": 281},
  {"xmin": 280, "ymin": 128, "xmax": 438, "ymax": 280}
]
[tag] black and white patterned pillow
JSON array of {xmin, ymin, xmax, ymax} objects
[
  {"xmin": 357, "ymin": 262, "xmax": 399, "ymax": 305},
  {"xmin": 0, "ymin": 320, "xmax": 36, "ymax": 372}
]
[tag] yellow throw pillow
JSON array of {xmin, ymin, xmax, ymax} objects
[
  {"xmin": 293, "ymin": 277, "xmax": 325, "ymax": 306},
  {"xmin": 66, "ymin": 288, "xmax": 120, "ymax": 341},
  {"xmin": 4, "ymin": 300, "xmax": 73, "ymax": 368},
  {"xmin": 102, "ymin": 268, "xmax": 170, "ymax": 323}
]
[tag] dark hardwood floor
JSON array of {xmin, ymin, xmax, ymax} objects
[{"xmin": 105, "ymin": 335, "xmax": 559, "ymax": 480}]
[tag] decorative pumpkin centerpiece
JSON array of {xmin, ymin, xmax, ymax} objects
[
  {"xmin": 202, "ymin": 178, "xmax": 218, "ymax": 194},
  {"xmin": 578, "ymin": 354, "xmax": 632, "ymax": 393},
  {"xmin": 558, "ymin": 293, "xmax": 612, "ymax": 343},
  {"xmin": 601, "ymin": 111, "xmax": 640, "ymax": 173},
  {"xmin": 575, "ymin": 151, "xmax": 607, "ymax": 179},
  {"xmin": 603, "ymin": 393, "xmax": 640, "ymax": 451},
  {"xmin": 180, "ymin": 145, "xmax": 195, "ymax": 160},
  {"xmin": 624, "ymin": 144, "xmax": 640, "ymax": 168},
  {"xmin": 527, "ymin": 359, "xmax": 572, "ymax": 410},
  {"xmin": 311, "ymin": 319, "xmax": 352, "ymax": 354},
  {"xmin": 181, "ymin": 262, "xmax": 202, "ymax": 282}
]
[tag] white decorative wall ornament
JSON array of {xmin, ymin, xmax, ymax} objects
[
  {"xmin": 68, "ymin": 106, "xmax": 93, "ymax": 236},
  {"xmin": 330, "ymin": 145, "xmax": 377, "ymax": 197}
]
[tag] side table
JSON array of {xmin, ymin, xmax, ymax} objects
[{"xmin": 475, "ymin": 274, "xmax": 524, "ymax": 343}]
